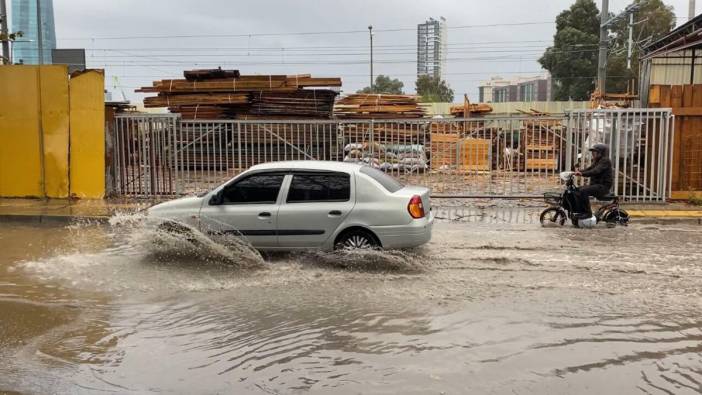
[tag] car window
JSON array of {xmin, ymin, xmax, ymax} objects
[
  {"xmin": 222, "ymin": 174, "xmax": 284, "ymax": 204},
  {"xmin": 359, "ymin": 166, "xmax": 403, "ymax": 193},
  {"xmin": 287, "ymin": 173, "xmax": 350, "ymax": 203}
]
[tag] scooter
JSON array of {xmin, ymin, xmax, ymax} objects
[{"xmin": 540, "ymin": 172, "xmax": 630, "ymax": 228}]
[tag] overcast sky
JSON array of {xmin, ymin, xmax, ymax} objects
[{"xmin": 43, "ymin": 0, "xmax": 698, "ymax": 103}]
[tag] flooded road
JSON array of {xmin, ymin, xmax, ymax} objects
[{"xmin": 1, "ymin": 211, "xmax": 701, "ymax": 394}]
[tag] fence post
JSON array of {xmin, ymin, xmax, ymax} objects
[
  {"xmin": 565, "ymin": 113, "xmax": 573, "ymax": 172},
  {"xmin": 237, "ymin": 121, "xmax": 242, "ymax": 172},
  {"xmin": 613, "ymin": 111, "xmax": 621, "ymax": 198},
  {"xmin": 369, "ymin": 120, "xmax": 375, "ymax": 159},
  {"xmin": 173, "ymin": 116, "xmax": 181, "ymax": 195},
  {"xmin": 667, "ymin": 113, "xmax": 675, "ymax": 201}
]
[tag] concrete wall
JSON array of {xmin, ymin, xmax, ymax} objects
[{"xmin": 0, "ymin": 65, "xmax": 105, "ymax": 198}]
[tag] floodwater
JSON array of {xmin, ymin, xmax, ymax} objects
[{"xmin": 1, "ymin": 210, "xmax": 702, "ymax": 394}]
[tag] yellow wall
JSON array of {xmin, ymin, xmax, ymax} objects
[
  {"xmin": 0, "ymin": 66, "xmax": 43, "ymax": 197},
  {"xmin": 0, "ymin": 65, "xmax": 104, "ymax": 199},
  {"xmin": 70, "ymin": 70, "xmax": 105, "ymax": 198},
  {"xmin": 40, "ymin": 66, "xmax": 71, "ymax": 198}
]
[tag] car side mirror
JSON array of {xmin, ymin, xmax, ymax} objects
[{"xmin": 209, "ymin": 191, "xmax": 224, "ymax": 206}]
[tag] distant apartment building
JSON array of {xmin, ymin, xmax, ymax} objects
[
  {"xmin": 479, "ymin": 74, "xmax": 552, "ymax": 103},
  {"xmin": 417, "ymin": 17, "xmax": 447, "ymax": 80},
  {"xmin": 11, "ymin": 0, "xmax": 56, "ymax": 64}
]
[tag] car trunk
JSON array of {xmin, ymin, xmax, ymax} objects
[{"xmin": 394, "ymin": 185, "xmax": 431, "ymax": 215}]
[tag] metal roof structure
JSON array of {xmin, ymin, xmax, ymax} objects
[{"xmin": 642, "ymin": 13, "xmax": 702, "ymax": 59}]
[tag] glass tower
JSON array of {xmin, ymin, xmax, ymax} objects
[{"xmin": 11, "ymin": 0, "xmax": 56, "ymax": 64}]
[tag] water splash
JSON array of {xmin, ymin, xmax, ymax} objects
[
  {"xmin": 20, "ymin": 212, "xmax": 267, "ymax": 294},
  {"xmin": 294, "ymin": 248, "xmax": 429, "ymax": 273},
  {"xmin": 108, "ymin": 212, "xmax": 265, "ymax": 269}
]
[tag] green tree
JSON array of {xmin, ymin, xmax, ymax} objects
[
  {"xmin": 357, "ymin": 74, "xmax": 405, "ymax": 94},
  {"xmin": 415, "ymin": 75, "xmax": 454, "ymax": 102},
  {"xmin": 539, "ymin": 0, "xmax": 601, "ymax": 100},
  {"xmin": 0, "ymin": 31, "xmax": 23, "ymax": 63},
  {"xmin": 540, "ymin": 0, "xmax": 675, "ymax": 99}
]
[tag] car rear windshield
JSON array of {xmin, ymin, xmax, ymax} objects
[{"xmin": 359, "ymin": 166, "xmax": 404, "ymax": 193}]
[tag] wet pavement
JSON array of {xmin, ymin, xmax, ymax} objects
[{"xmin": 1, "ymin": 212, "xmax": 702, "ymax": 394}]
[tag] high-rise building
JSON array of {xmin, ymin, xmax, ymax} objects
[
  {"xmin": 11, "ymin": 0, "xmax": 56, "ymax": 64},
  {"xmin": 417, "ymin": 17, "xmax": 447, "ymax": 80}
]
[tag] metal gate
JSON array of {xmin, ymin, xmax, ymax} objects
[
  {"xmin": 111, "ymin": 110, "xmax": 673, "ymax": 202},
  {"xmin": 566, "ymin": 109, "xmax": 674, "ymax": 202}
]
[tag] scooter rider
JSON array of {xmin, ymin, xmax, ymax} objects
[{"xmin": 574, "ymin": 143, "xmax": 613, "ymax": 217}]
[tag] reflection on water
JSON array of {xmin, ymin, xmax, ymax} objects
[{"xmin": 1, "ymin": 213, "xmax": 701, "ymax": 394}]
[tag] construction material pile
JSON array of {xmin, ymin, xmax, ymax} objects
[
  {"xmin": 449, "ymin": 103, "xmax": 493, "ymax": 117},
  {"xmin": 334, "ymin": 94, "xmax": 425, "ymax": 119},
  {"xmin": 137, "ymin": 69, "xmax": 341, "ymax": 119}
]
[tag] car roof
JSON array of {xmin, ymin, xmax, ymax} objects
[{"xmin": 249, "ymin": 161, "xmax": 365, "ymax": 173}]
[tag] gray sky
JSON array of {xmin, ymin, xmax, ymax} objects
[{"xmin": 48, "ymin": 0, "xmax": 697, "ymax": 103}]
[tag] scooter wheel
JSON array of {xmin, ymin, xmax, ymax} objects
[{"xmin": 540, "ymin": 208, "xmax": 567, "ymax": 227}]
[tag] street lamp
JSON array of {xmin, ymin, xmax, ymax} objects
[{"xmin": 368, "ymin": 25, "xmax": 374, "ymax": 92}]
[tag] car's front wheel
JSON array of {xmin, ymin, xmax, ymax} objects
[{"xmin": 335, "ymin": 229, "xmax": 379, "ymax": 250}]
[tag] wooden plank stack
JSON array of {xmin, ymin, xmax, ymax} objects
[
  {"xmin": 508, "ymin": 110, "xmax": 564, "ymax": 171},
  {"xmin": 334, "ymin": 94, "xmax": 425, "ymax": 119},
  {"xmin": 430, "ymin": 134, "xmax": 491, "ymax": 172},
  {"xmin": 449, "ymin": 103, "xmax": 493, "ymax": 117},
  {"xmin": 137, "ymin": 69, "xmax": 341, "ymax": 119},
  {"xmin": 249, "ymin": 90, "xmax": 337, "ymax": 118}
]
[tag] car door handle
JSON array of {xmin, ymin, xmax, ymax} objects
[
  {"xmin": 328, "ymin": 210, "xmax": 342, "ymax": 216},
  {"xmin": 258, "ymin": 212, "xmax": 272, "ymax": 218}
]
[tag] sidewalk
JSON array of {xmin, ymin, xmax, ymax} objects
[
  {"xmin": 0, "ymin": 198, "xmax": 154, "ymax": 223},
  {"xmin": 0, "ymin": 198, "xmax": 700, "ymax": 224}
]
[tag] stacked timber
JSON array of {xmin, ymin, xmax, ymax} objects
[
  {"xmin": 137, "ymin": 69, "xmax": 341, "ymax": 119},
  {"xmin": 334, "ymin": 94, "xmax": 425, "ymax": 119},
  {"xmin": 184, "ymin": 68, "xmax": 241, "ymax": 81},
  {"xmin": 249, "ymin": 90, "xmax": 337, "ymax": 118},
  {"xmin": 449, "ymin": 103, "xmax": 493, "ymax": 117},
  {"xmin": 520, "ymin": 113, "xmax": 564, "ymax": 171}
]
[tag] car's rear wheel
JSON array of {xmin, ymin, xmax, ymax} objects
[{"xmin": 335, "ymin": 229, "xmax": 379, "ymax": 250}]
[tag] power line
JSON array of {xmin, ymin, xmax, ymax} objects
[
  {"xmin": 61, "ymin": 21, "xmax": 555, "ymax": 41},
  {"xmin": 76, "ymin": 39, "xmax": 562, "ymax": 51},
  {"xmin": 83, "ymin": 48, "xmax": 599, "ymax": 59}
]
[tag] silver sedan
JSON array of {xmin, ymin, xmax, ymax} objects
[{"xmin": 147, "ymin": 161, "xmax": 434, "ymax": 251}]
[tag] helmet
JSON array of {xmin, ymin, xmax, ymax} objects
[{"xmin": 589, "ymin": 143, "xmax": 609, "ymax": 156}]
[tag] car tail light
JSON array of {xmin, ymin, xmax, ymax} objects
[{"xmin": 408, "ymin": 195, "xmax": 425, "ymax": 219}]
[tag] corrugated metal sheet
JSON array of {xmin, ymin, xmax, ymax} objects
[{"xmin": 649, "ymin": 49, "xmax": 702, "ymax": 85}]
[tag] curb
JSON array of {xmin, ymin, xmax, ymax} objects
[{"xmin": 633, "ymin": 217, "xmax": 702, "ymax": 225}]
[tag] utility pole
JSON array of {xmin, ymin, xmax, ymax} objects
[
  {"xmin": 627, "ymin": 11, "xmax": 634, "ymax": 69},
  {"xmin": 0, "ymin": 0, "xmax": 9, "ymax": 64},
  {"xmin": 368, "ymin": 25, "xmax": 374, "ymax": 92},
  {"xmin": 690, "ymin": 0, "xmax": 696, "ymax": 20},
  {"xmin": 597, "ymin": 0, "xmax": 609, "ymax": 95},
  {"xmin": 36, "ymin": 0, "xmax": 43, "ymax": 64}
]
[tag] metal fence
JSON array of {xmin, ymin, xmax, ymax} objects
[
  {"xmin": 567, "ymin": 109, "xmax": 674, "ymax": 202},
  {"xmin": 111, "ymin": 109, "xmax": 674, "ymax": 202}
]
